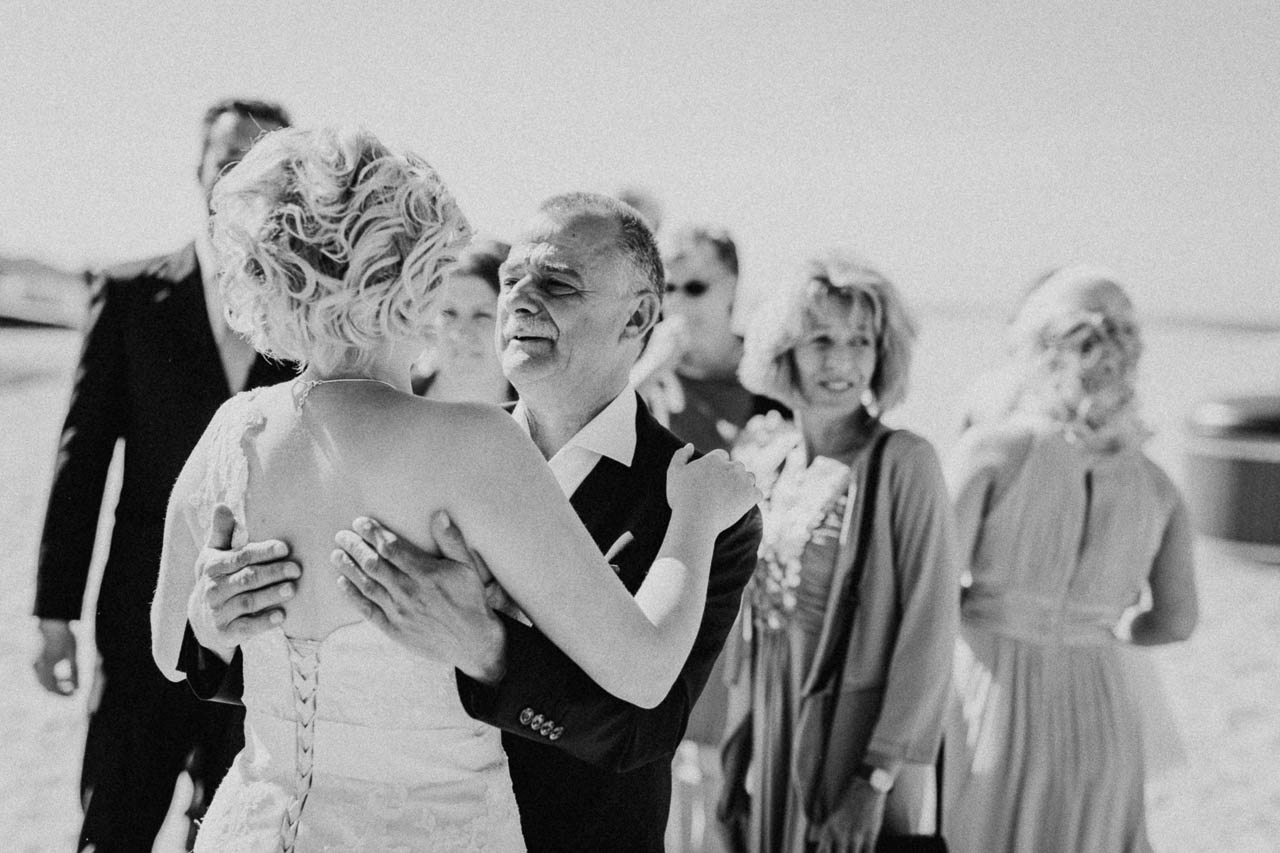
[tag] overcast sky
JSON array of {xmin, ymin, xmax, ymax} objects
[{"xmin": 3, "ymin": 1, "xmax": 1276, "ymax": 322}]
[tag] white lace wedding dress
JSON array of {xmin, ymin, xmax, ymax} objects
[{"xmin": 188, "ymin": 390, "xmax": 525, "ymax": 852}]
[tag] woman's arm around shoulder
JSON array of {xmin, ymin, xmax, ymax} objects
[{"xmin": 398, "ymin": 402, "xmax": 759, "ymax": 708}]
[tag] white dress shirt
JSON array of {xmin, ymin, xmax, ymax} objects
[
  {"xmin": 195, "ymin": 229, "xmax": 258, "ymax": 393},
  {"xmin": 511, "ymin": 387, "xmax": 638, "ymax": 497}
]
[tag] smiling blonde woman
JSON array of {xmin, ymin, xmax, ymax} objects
[{"xmin": 720, "ymin": 250, "xmax": 958, "ymax": 852}]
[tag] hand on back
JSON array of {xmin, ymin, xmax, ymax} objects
[
  {"xmin": 188, "ymin": 504, "xmax": 299, "ymax": 656},
  {"xmin": 666, "ymin": 444, "xmax": 760, "ymax": 534},
  {"xmin": 332, "ymin": 511, "xmax": 507, "ymax": 683}
]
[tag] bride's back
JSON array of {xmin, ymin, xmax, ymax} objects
[{"xmin": 241, "ymin": 379, "xmax": 472, "ymax": 640}]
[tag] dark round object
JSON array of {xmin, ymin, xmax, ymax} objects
[{"xmin": 1184, "ymin": 395, "xmax": 1280, "ymax": 562}]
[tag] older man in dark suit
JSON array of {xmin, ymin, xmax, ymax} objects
[
  {"xmin": 31, "ymin": 98, "xmax": 295, "ymax": 852},
  {"xmin": 181, "ymin": 193, "xmax": 762, "ymax": 852}
]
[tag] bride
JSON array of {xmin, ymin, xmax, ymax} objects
[{"xmin": 149, "ymin": 126, "xmax": 759, "ymax": 852}]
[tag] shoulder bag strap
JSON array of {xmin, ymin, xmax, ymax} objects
[{"xmin": 811, "ymin": 427, "xmax": 893, "ymax": 691}]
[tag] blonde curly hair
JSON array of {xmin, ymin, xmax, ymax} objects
[
  {"xmin": 1006, "ymin": 265, "xmax": 1147, "ymax": 442},
  {"xmin": 211, "ymin": 126, "xmax": 472, "ymax": 370},
  {"xmin": 738, "ymin": 249, "xmax": 917, "ymax": 412}
]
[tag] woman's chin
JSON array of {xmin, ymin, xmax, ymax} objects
[{"xmin": 803, "ymin": 393, "xmax": 865, "ymax": 417}]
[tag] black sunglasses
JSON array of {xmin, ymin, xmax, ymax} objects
[{"xmin": 665, "ymin": 279, "xmax": 710, "ymax": 298}]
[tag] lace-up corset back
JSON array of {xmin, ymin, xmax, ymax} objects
[{"xmin": 188, "ymin": 388, "xmax": 524, "ymax": 852}]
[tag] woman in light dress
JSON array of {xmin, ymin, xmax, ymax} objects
[
  {"xmin": 718, "ymin": 251, "xmax": 958, "ymax": 853},
  {"xmin": 943, "ymin": 266, "xmax": 1199, "ymax": 853},
  {"xmin": 149, "ymin": 126, "xmax": 758, "ymax": 852},
  {"xmin": 411, "ymin": 236, "xmax": 515, "ymax": 405}
]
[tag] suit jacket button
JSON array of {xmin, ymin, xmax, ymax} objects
[
  {"xmin": 519, "ymin": 708, "xmax": 534, "ymax": 725},
  {"xmin": 530, "ymin": 714, "xmax": 545, "ymax": 729},
  {"xmin": 539, "ymin": 721, "xmax": 554, "ymax": 736},
  {"xmin": 549, "ymin": 726, "xmax": 564, "ymax": 741}
]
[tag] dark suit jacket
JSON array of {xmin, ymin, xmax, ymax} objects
[
  {"xmin": 454, "ymin": 399, "xmax": 761, "ymax": 853},
  {"xmin": 34, "ymin": 243, "xmax": 296, "ymax": 673},
  {"xmin": 180, "ymin": 395, "xmax": 761, "ymax": 852}
]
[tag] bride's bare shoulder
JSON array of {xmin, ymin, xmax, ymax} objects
[{"xmin": 359, "ymin": 397, "xmax": 539, "ymax": 474}]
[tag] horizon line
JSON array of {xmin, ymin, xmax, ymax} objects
[{"xmin": 914, "ymin": 299, "xmax": 1280, "ymax": 336}]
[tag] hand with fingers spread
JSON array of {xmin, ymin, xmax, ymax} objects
[
  {"xmin": 331, "ymin": 510, "xmax": 508, "ymax": 684},
  {"xmin": 187, "ymin": 503, "xmax": 300, "ymax": 661}
]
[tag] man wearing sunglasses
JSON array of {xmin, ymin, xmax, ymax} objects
[
  {"xmin": 633, "ymin": 226, "xmax": 782, "ymax": 454},
  {"xmin": 633, "ymin": 225, "xmax": 785, "ymax": 851}
]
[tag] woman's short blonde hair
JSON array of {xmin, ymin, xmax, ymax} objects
[
  {"xmin": 739, "ymin": 249, "xmax": 917, "ymax": 412},
  {"xmin": 211, "ymin": 126, "xmax": 472, "ymax": 370}
]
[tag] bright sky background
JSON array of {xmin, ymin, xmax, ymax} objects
[{"xmin": 3, "ymin": 1, "xmax": 1277, "ymax": 322}]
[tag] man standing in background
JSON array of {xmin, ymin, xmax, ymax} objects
[
  {"xmin": 633, "ymin": 224, "xmax": 784, "ymax": 851},
  {"xmin": 635, "ymin": 225, "xmax": 782, "ymax": 450},
  {"xmin": 31, "ymin": 98, "xmax": 294, "ymax": 851}
]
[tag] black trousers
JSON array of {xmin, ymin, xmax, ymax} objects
[{"xmin": 77, "ymin": 660, "xmax": 243, "ymax": 852}]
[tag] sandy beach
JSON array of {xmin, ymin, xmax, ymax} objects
[{"xmin": 2, "ymin": 315, "xmax": 1278, "ymax": 852}]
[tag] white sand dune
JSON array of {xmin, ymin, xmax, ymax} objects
[{"xmin": 2, "ymin": 316, "xmax": 1278, "ymax": 852}]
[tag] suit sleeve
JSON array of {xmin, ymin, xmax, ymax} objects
[
  {"xmin": 178, "ymin": 623, "xmax": 246, "ymax": 704},
  {"xmin": 456, "ymin": 507, "xmax": 762, "ymax": 772},
  {"xmin": 34, "ymin": 273, "xmax": 127, "ymax": 621}
]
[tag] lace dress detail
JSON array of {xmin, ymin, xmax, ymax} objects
[
  {"xmin": 188, "ymin": 388, "xmax": 526, "ymax": 852},
  {"xmin": 187, "ymin": 388, "xmax": 266, "ymax": 550}
]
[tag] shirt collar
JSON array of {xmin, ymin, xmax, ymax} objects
[{"xmin": 512, "ymin": 387, "xmax": 637, "ymax": 468}]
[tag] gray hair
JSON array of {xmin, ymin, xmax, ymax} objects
[{"xmin": 538, "ymin": 192, "xmax": 665, "ymax": 298}]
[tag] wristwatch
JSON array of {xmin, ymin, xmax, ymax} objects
[{"xmin": 855, "ymin": 763, "xmax": 894, "ymax": 794}]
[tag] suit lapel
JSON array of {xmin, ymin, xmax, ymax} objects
[
  {"xmin": 171, "ymin": 244, "xmax": 297, "ymax": 395},
  {"xmin": 161, "ymin": 245, "xmax": 234, "ymax": 399},
  {"xmin": 569, "ymin": 455, "xmax": 634, "ymax": 551},
  {"xmin": 171, "ymin": 247, "xmax": 235, "ymax": 399},
  {"xmin": 568, "ymin": 398, "xmax": 676, "ymax": 592}
]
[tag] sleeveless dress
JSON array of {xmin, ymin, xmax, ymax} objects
[
  {"xmin": 187, "ymin": 390, "xmax": 525, "ymax": 853},
  {"xmin": 944, "ymin": 419, "xmax": 1190, "ymax": 853}
]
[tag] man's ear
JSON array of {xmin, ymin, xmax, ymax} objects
[{"xmin": 623, "ymin": 291, "xmax": 661, "ymax": 341}]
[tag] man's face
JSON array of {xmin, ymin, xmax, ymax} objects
[
  {"xmin": 662, "ymin": 240, "xmax": 738, "ymax": 374},
  {"xmin": 198, "ymin": 111, "xmax": 283, "ymax": 205},
  {"xmin": 497, "ymin": 211, "xmax": 652, "ymax": 405}
]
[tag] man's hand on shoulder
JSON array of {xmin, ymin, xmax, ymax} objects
[
  {"xmin": 333, "ymin": 511, "xmax": 508, "ymax": 684},
  {"xmin": 188, "ymin": 504, "xmax": 299, "ymax": 660}
]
